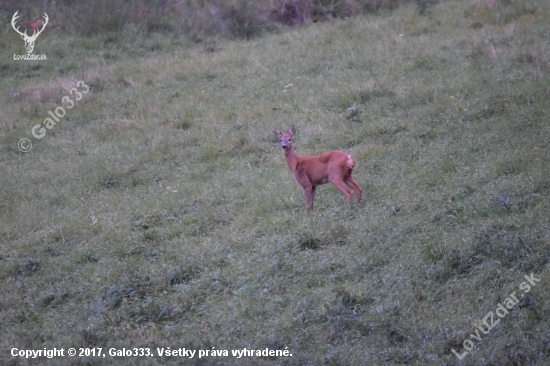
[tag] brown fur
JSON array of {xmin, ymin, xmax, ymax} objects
[{"xmin": 273, "ymin": 126, "xmax": 362, "ymax": 211}]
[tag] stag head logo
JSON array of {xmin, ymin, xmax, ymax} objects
[{"xmin": 11, "ymin": 11, "xmax": 49, "ymax": 54}]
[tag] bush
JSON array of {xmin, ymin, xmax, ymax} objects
[{"xmin": 1, "ymin": 0, "xmax": 419, "ymax": 39}]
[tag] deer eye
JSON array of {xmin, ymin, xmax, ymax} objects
[{"xmin": 288, "ymin": 139, "xmax": 291, "ymax": 141}]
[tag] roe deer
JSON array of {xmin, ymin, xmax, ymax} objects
[{"xmin": 273, "ymin": 126, "xmax": 362, "ymax": 211}]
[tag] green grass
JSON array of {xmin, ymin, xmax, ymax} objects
[{"xmin": 1, "ymin": 0, "xmax": 550, "ymax": 365}]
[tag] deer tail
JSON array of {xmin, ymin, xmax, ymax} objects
[{"xmin": 347, "ymin": 155, "xmax": 356, "ymax": 169}]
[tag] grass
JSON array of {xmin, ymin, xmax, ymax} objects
[{"xmin": 1, "ymin": 0, "xmax": 550, "ymax": 364}]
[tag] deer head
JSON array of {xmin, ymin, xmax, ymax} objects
[{"xmin": 12, "ymin": 11, "xmax": 49, "ymax": 54}]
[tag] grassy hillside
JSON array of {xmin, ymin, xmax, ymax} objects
[{"xmin": 1, "ymin": 0, "xmax": 549, "ymax": 364}]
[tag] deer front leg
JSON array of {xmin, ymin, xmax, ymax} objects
[{"xmin": 304, "ymin": 186, "xmax": 316, "ymax": 211}]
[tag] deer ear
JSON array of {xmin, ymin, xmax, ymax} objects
[
  {"xmin": 273, "ymin": 129, "xmax": 282, "ymax": 138},
  {"xmin": 289, "ymin": 126, "xmax": 296, "ymax": 136}
]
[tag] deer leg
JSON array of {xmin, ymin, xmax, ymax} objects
[
  {"xmin": 344, "ymin": 175, "xmax": 362, "ymax": 203},
  {"xmin": 329, "ymin": 178, "xmax": 353, "ymax": 203},
  {"xmin": 304, "ymin": 186, "xmax": 316, "ymax": 211}
]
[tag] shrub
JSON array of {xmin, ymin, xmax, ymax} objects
[{"xmin": 1, "ymin": 0, "xmax": 418, "ymax": 39}]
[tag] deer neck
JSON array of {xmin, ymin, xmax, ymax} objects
[{"xmin": 284, "ymin": 147, "xmax": 299, "ymax": 173}]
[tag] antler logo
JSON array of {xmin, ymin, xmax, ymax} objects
[{"xmin": 12, "ymin": 11, "xmax": 49, "ymax": 54}]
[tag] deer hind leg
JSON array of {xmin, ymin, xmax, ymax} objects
[
  {"xmin": 344, "ymin": 175, "xmax": 362, "ymax": 203},
  {"xmin": 329, "ymin": 177, "xmax": 353, "ymax": 204}
]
